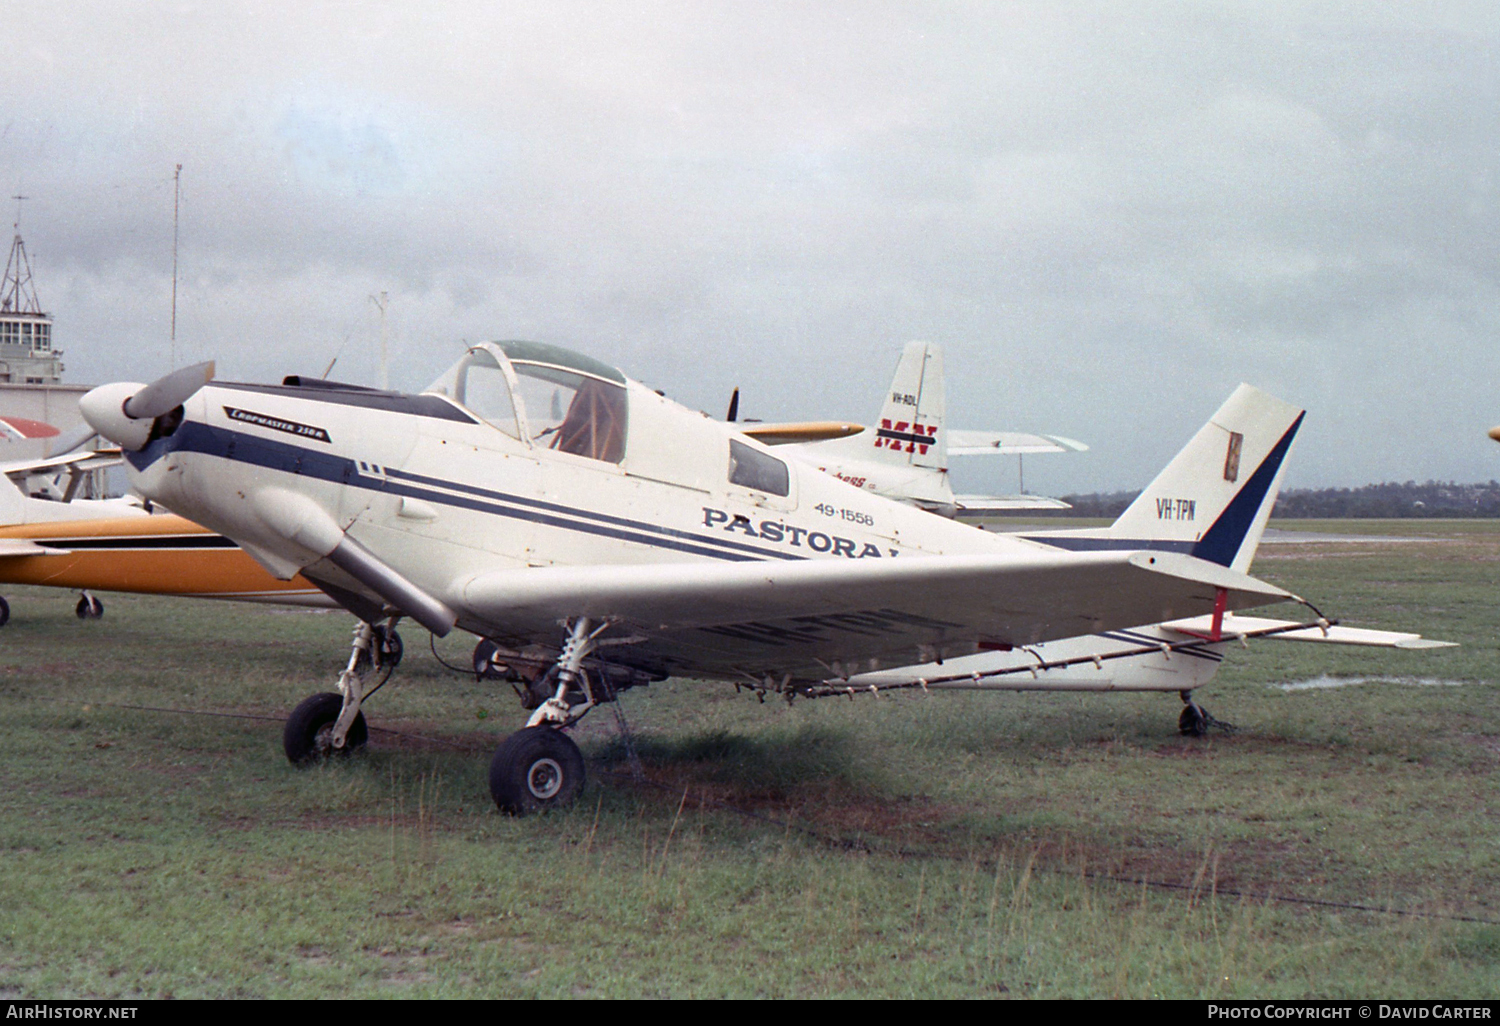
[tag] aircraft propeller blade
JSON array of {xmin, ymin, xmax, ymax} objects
[
  {"xmin": 726, "ymin": 387, "xmax": 740, "ymax": 423},
  {"xmin": 48, "ymin": 422, "xmax": 100, "ymax": 455},
  {"xmin": 122, "ymin": 361, "xmax": 216, "ymax": 421}
]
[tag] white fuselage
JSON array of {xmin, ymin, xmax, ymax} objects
[{"xmin": 123, "ymin": 376, "xmax": 1050, "ymax": 640}]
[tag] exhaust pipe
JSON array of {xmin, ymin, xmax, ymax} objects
[{"xmin": 253, "ymin": 487, "xmax": 456, "ymax": 635}]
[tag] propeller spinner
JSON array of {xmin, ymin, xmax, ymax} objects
[{"xmin": 80, "ymin": 361, "xmax": 216, "ymax": 451}]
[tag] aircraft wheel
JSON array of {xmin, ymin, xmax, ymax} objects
[
  {"xmin": 1179, "ymin": 702, "xmax": 1208, "ymax": 737},
  {"xmin": 283, "ymin": 692, "xmax": 368, "ymax": 766},
  {"xmin": 0, "ymin": 596, "xmax": 9, "ymax": 628},
  {"xmin": 473, "ymin": 638, "xmax": 504, "ymax": 679},
  {"xmin": 75, "ymin": 595, "xmax": 103, "ymax": 620},
  {"xmin": 489, "ymin": 726, "xmax": 585, "ymax": 815}
]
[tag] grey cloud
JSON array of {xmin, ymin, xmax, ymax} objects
[{"xmin": 1, "ymin": 2, "xmax": 1496, "ymax": 495}]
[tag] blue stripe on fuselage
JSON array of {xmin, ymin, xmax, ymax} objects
[{"xmin": 127, "ymin": 420, "xmax": 803, "ymax": 563}]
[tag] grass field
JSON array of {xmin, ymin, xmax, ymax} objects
[{"xmin": 1, "ymin": 519, "xmax": 1496, "ymax": 998}]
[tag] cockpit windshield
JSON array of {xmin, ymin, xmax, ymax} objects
[
  {"xmin": 424, "ymin": 347, "xmax": 520, "ymax": 439},
  {"xmin": 426, "ymin": 343, "xmax": 628, "ymax": 463}
]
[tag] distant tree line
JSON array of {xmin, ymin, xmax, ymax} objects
[{"xmin": 1053, "ymin": 481, "xmax": 1500, "ymax": 519}]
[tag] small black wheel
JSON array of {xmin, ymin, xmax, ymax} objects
[
  {"xmin": 75, "ymin": 596, "xmax": 90, "ymax": 619},
  {"xmin": 1179, "ymin": 702, "xmax": 1208, "ymax": 737},
  {"xmin": 473, "ymin": 638, "xmax": 504, "ymax": 679},
  {"xmin": 0, "ymin": 596, "xmax": 9, "ymax": 628},
  {"xmin": 489, "ymin": 727, "xmax": 586, "ymax": 815},
  {"xmin": 283, "ymin": 692, "xmax": 369, "ymax": 766},
  {"xmin": 353, "ymin": 625, "xmax": 403, "ymax": 675},
  {"xmin": 87, "ymin": 596, "xmax": 104, "ymax": 619}
]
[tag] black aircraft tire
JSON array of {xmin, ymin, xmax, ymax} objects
[
  {"xmin": 489, "ymin": 727, "xmax": 586, "ymax": 815},
  {"xmin": 0, "ymin": 596, "xmax": 9, "ymax": 628},
  {"xmin": 283, "ymin": 692, "xmax": 369, "ymax": 766},
  {"xmin": 380, "ymin": 627, "xmax": 403, "ymax": 669},
  {"xmin": 75, "ymin": 596, "xmax": 89, "ymax": 619},
  {"xmin": 1179, "ymin": 703, "xmax": 1207, "ymax": 738}
]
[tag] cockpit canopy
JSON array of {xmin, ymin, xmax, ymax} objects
[{"xmin": 425, "ymin": 341, "xmax": 628, "ymax": 464}]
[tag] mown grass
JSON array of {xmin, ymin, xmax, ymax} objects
[{"xmin": 0, "ymin": 520, "xmax": 1496, "ymax": 997}]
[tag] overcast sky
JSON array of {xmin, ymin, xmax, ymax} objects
[{"xmin": 2, "ymin": 2, "xmax": 1496, "ymax": 495}]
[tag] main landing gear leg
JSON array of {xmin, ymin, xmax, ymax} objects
[{"xmin": 489, "ymin": 617, "xmax": 604, "ymax": 815}]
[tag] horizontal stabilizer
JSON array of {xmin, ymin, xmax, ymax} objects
[
  {"xmin": 947, "ymin": 431, "xmax": 1089, "ymax": 456},
  {"xmin": 1161, "ymin": 614, "xmax": 1456, "ymax": 649}
]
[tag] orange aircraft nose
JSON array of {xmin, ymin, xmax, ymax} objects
[{"xmin": 1489, "ymin": 425, "xmax": 1500, "ymax": 442}]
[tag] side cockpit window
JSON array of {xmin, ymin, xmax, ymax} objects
[
  {"xmin": 728, "ymin": 439, "xmax": 789, "ymax": 497},
  {"xmin": 425, "ymin": 342, "xmax": 630, "ymax": 464},
  {"xmin": 511, "ymin": 363, "xmax": 628, "ymax": 464},
  {"xmin": 431, "ymin": 348, "xmax": 520, "ymax": 439}
]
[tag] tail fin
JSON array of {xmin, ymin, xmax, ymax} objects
[
  {"xmin": 868, "ymin": 341, "xmax": 946, "ymax": 469},
  {"xmin": 1025, "ymin": 384, "xmax": 1302, "ymax": 573},
  {"xmin": 1109, "ymin": 384, "xmax": 1303, "ymax": 572}
]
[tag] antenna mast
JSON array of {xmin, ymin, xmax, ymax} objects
[
  {"xmin": 371, "ymin": 290, "xmax": 388, "ymax": 389},
  {"xmin": 171, "ymin": 164, "xmax": 181, "ymax": 367},
  {"xmin": 1, "ymin": 195, "xmax": 40, "ymax": 315}
]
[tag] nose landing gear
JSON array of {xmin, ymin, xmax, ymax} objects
[{"xmin": 283, "ymin": 617, "xmax": 402, "ymax": 766}]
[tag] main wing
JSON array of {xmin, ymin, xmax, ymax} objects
[
  {"xmin": 0, "ymin": 447, "xmax": 122, "ymax": 478},
  {"xmin": 459, "ymin": 549, "xmax": 1290, "ymax": 682}
]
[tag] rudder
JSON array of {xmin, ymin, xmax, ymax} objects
[{"xmin": 868, "ymin": 341, "xmax": 946, "ymax": 469}]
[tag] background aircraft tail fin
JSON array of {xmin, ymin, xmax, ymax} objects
[
  {"xmin": 867, "ymin": 341, "xmax": 946, "ymax": 469},
  {"xmin": 1105, "ymin": 384, "xmax": 1303, "ymax": 573}
]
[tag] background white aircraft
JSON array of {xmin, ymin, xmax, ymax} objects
[
  {"xmin": 84, "ymin": 344, "xmax": 1310, "ymax": 813},
  {"xmin": 733, "ymin": 341, "xmax": 1087, "ymax": 518}
]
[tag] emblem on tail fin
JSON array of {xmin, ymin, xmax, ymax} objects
[
  {"xmin": 1223, "ymin": 431, "xmax": 1243, "ymax": 482},
  {"xmin": 874, "ymin": 420, "xmax": 938, "ymax": 454}
]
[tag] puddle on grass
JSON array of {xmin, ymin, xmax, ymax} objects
[{"xmin": 1272, "ymin": 675, "xmax": 1469, "ymax": 692}]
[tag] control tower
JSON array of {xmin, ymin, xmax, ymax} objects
[{"xmin": 0, "ymin": 209, "xmax": 64, "ymax": 385}]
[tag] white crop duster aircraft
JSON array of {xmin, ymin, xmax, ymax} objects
[{"xmin": 82, "ymin": 342, "xmax": 1329, "ymax": 813}]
